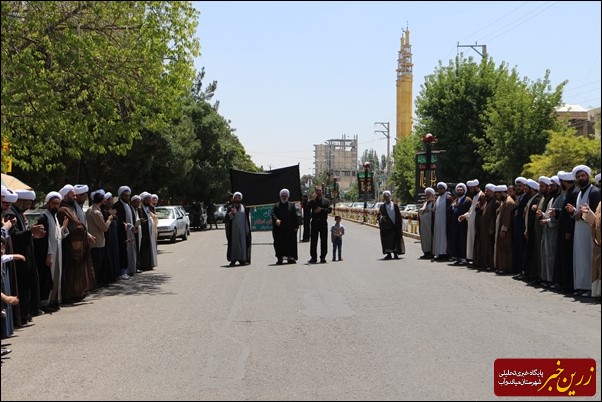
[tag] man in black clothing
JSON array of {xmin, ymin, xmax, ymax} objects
[
  {"xmin": 308, "ymin": 187, "xmax": 331, "ymax": 264},
  {"xmin": 301, "ymin": 194, "xmax": 311, "ymax": 242}
]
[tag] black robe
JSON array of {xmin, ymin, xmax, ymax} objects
[
  {"xmin": 271, "ymin": 201, "xmax": 299, "ymax": 261},
  {"xmin": 377, "ymin": 202, "xmax": 405, "ymax": 255}
]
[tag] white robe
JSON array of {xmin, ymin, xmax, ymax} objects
[
  {"xmin": 573, "ymin": 186, "xmax": 594, "ymax": 290},
  {"xmin": 433, "ymin": 192, "xmax": 449, "ymax": 256},
  {"xmin": 43, "ymin": 209, "xmax": 69, "ymax": 304}
]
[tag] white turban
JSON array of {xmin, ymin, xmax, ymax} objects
[
  {"xmin": 3, "ymin": 191, "xmax": 18, "ymax": 203},
  {"xmin": 44, "ymin": 191, "xmax": 62, "ymax": 204},
  {"xmin": 140, "ymin": 192, "xmax": 151, "ymax": 200},
  {"xmin": 118, "ymin": 186, "xmax": 131, "ymax": 197},
  {"xmin": 59, "ymin": 184, "xmax": 74, "ymax": 197},
  {"xmin": 557, "ymin": 171, "xmax": 574, "ymax": 181},
  {"xmin": 436, "ymin": 182, "xmax": 447, "ymax": 190},
  {"xmin": 103, "ymin": 192, "xmax": 113, "ymax": 200},
  {"xmin": 526, "ymin": 179, "xmax": 539, "ymax": 190},
  {"xmin": 485, "ymin": 183, "xmax": 495, "ymax": 192},
  {"xmin": 151, "ymin": 194, "xmax": 158, "ymax": 201},
  {"xmin": 15, "ymin": 190, "xmax": 36, "ymax": 201},
  {"xmin": 551, "ymin": 176, "xmax": 560, "ymax": 186},
  {"xmin": 493, "ymin": 184, "xmax": 508, "ymax": 192},
  {"xmin": 233, "ymin": 192, "xmax": 243, "ymax": 200},
  {"xmin": 424, "ymin": 187, "xmax": 435, "ymax": 196},
  {"xmin": 596, "ymin": 173, "xmax": 601, "ymax": 184},
  {"xmin": 131, "ymin": 195, "xmax": 141, "ymax": 202},
  {"xmin": 455, "ymin": 183, "xmax": 467, "ymax": 193},
  {"xmin": 538, "ymin": 176, "xmax": 552, "ymax": 186},
  {"xmin": 1, "ymin": 188, "xmax": 8, "ymax": 197},
  {"xmin": 466, "ymin": 179, "xmax": 479, "ymax": 187},
  {"xmin": 382, "ymin": 190, "xmax": 391, "ymax": 197},
  {"xmin": 1, "ymin": 185, "xmax": 5, "ymax": 192},
  {"xmin": 90, "ymin": 189, "xmax": 106, "ymax": 200},
  {"xmin": 279, "ymin": 189, "xmax": 290, "ymax": 197},
  {"xmin": 572, "ymin": 165, "xmax": 591, "ymax": 178},
  {"xmin": 514, "ymin": 177, "xmax": 528, "ymax": 185},
  {"xmin": 74, "ymin": 184, "xmax": 89, "ymax": 195}
]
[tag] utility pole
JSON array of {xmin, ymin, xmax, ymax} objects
[
  {"xmin": 456, "ymin": 42, "xmax": 487, "ymax": 58},
  {"xmin": 374, "ymin": 122, "xmax": 390, "ymax": 190}
]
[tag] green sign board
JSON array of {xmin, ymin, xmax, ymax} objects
[{"xmin": 250, "ymin": 205, "xmax": 273, "ymax": 231}]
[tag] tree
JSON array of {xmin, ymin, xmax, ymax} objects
[
  {"xmin": 1, "ymin": 1, "xmax": 200, "ymax": 172},
  {"xmin": 414, "ymin": 54, "xmax": 565, "ymax": 184},
  {"xmin": 391, "ymin": 134, "xmax": 422, "ymax": 203},
  {"xmin": 479, "ymin": 69, "xmax": 565, "ymax": 182},
  {"xmin": 522, "ymin": 129, "xmax": 600, "ymax": 179},
  {"xmin": 414, "ymin": 55, "xmax": 497, "ymax": 183}
]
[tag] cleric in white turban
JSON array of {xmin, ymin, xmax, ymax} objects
[
  {"xmin": 59, "ymin": 184, "xmax": 74, "ymax": 198},
  {"xmin": 15, "ymin": 190, "xmax": 36, "ymax": 201},
  {"xmin": 557, "ymin": 171, "xmax": 574, "ymax": 182},
  {"xmin": 572, "ymin": 165, "xmax": 591, "ymax": 179},
  {"xmin": 74, "ymin": 184, "xmax": 89, "ymax": 195},
  {"xmin": 226, "ymin": 191, "xmax": 251, "ymax": 267},
  {"xmin": 436, "ymin": 182, "xmax": 447, "ymax": 190},
  {"xmin": 118, "ymin": 186, "xmax": 131, "ymax": 197},
  {"xmin": 279, "ymin": 189, "xmax": 290, "ymax": 198},
  {"xmin": 44, "ymin": 191, "xmax": 62, "ymax": 204}
]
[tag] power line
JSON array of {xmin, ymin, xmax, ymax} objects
[
  {"xmin": 458, "ymin": 1, "xmax": 530, "ymax": 42},
  {"xmin": 478, "ymin": 1, "xmax": 558, "ymax": 44}
]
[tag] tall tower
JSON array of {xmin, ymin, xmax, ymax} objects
[{"xmin": 396, "ymin": 26, "xmax": 413, "ymax": 140}]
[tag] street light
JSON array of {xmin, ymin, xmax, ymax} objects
[
  {"xmin": 363, "ymin": 161, "xmax": 371, "ymax": 223},
  {"xmin": 422, "ymin": 133, "xmax": 437, "ymax": 192}
]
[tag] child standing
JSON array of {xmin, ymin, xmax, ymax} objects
[{"xmin": 330, "ymin": 216, "xmax": 345, "ymax": 261}]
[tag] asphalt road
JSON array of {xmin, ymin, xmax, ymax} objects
[{"xmin": 1, "ymin": 221, "xmax": 600, "ymax": 400}]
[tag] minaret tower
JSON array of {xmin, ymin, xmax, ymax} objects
[{"xmin": 396, "ymin": 25, "xmax": 413, "ymax": 140}]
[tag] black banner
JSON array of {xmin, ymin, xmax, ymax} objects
[{"xmin": 230, "ymin": 165, "xmax": 302, "ymax": 206}]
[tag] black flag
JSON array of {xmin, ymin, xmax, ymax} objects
[{"xmin": 230, "ymin": 165, "xmax": 302, "ymax": 206}]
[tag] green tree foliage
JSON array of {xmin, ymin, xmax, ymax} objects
[
  {"xmin": 479, "ymin": 69, "xmax": 564, "ymax": 182},
  {"xmin": 414, "ymin": 54, "xmax": 565, "ymax": 184},
  {"xmin": 180, "ymin": 72, "xmax": 258, "ymax": 204},
  {"xmin": 391, "ymin": 134, "xmax": 422, "ymax": 203},
  {"xmin": 1, "ymin": 1, "xmax": 200, "ymax": 172},
  {"xmin": 523, "ymin": 129, "xmax": 601, "ymax": 179},
  {"xmin": 414, "ymin": 55, "xmax": 497, "ymax": 183}
]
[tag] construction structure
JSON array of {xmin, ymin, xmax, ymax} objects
[
  {"xmin": 396, "ymin": 25, "xmax": 413, "ymax": 140},
  {"xmin": 313, "ymin": 135, "xmax": 358, "ymax": 193}
]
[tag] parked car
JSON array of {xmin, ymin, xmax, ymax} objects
[
  {"xmin": 155, "ymin": 205, "xmax": 190, "ymax": 243},
  {"xmin": 213, "ymin": 204, "xmax": 227, "ymax": 223}
]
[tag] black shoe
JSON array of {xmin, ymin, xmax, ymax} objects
[
  {"xmin": 384, "ymin": 254, "xmax": 392, "ymax": 260},
  {"xmin": 276, "ymin": 260, "xmax": 284, "ymax": 265},
  {"xmin": 419, "ymin": 254, "xmax": 431, "ymax": 259},
  {"xmin": 332, "ymin": 258, "xmax": 336, "ymax": 261},
  {"xmin": 393, "ymin": 254, "xmax": 400, "ymax": 260},
  {"xmin": 319, "ymin": 259, "xmax": 327, "ymax": 263},
  {"xmin": 308, "ymin": 259, "xmax": 317, "ymax": 264},
  {"xmin": 229, "ymin": 261, "xmax": 236, "ymax": 267},
  {"xmin": 287, "ymin": 259, "xmax": 296, "ymax": 264}
]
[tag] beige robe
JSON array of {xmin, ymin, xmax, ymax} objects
[{"xmin": 583, "ymin": 202, "xmax": 601, "ymax": 297}]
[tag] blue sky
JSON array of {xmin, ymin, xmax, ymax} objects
[{"xmin": 193, "ymin": 1, "xmax": 601, "ymax": 176}]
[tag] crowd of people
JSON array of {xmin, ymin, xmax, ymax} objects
[
  {"xmin": 3, "ymin": 165, "xmax": 600, "ymax": 357},
  {"xmin": 417, "ymin": 165, "xmax": 601, "ymax": 300},
  {"xmin": 1, "ymin": 184, "xmax": 161, "ymax": 355}
]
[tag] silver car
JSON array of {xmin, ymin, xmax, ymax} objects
[{"xmin": 155, "ymin": 206, "xmax": 190, "ymax": 243}]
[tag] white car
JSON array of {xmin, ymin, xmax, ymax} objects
[{"xmin": 155, "ymin": 205, "xmax": 190, "ymax": 243}]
